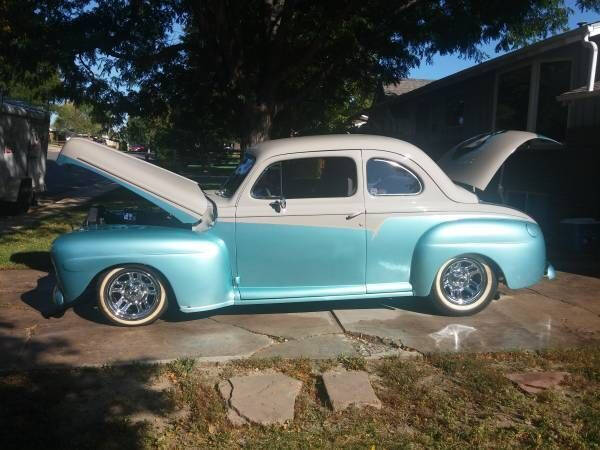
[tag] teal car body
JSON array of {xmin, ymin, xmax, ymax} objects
[{"xmin": 50, "ymin": 132, "xmax": 554, "ymax": 314}]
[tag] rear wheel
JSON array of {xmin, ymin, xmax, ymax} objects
[
  {"xmin": 97, "ymin": 265, "xmax": 168, "ymax": 326},
  {"xmin": 430, "ymin": 256, "xmax": 497, "ymax": 316}
]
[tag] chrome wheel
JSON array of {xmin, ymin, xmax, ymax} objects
[
  {"xmin": 440, "ymin": 258, "xmax": 487, "ymax": 306},
  {"xmin": 106, "ymin": 270, "xmax": 159, "ymax": 321}
]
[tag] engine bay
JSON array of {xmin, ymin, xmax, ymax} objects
[{"xmin": 84, "ymin": 205, "xmax": 189, "ymax": 228}]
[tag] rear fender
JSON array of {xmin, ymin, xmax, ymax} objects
[{"xmin": 410, "ymin": 218, "xmax": 545, "ymax": 296}]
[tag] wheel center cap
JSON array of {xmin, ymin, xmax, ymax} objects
[
  {"xmin": 450, "ymin": 270, "xmax": 469, "ymax": 286},
  {"xmin": 125, "ymin": 282, "xmax": 146, "ymax": 302}
]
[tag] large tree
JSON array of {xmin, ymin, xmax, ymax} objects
[
  {"xmin": 3, "ymin": 0, "xmax": 600, "ymax": 151},
  {"xmin": 89, "ymin": 0, "xmax": 600, "ymax": 149}
]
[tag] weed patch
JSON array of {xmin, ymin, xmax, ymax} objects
[{"xmin": 337, "ymin": 354, "xmax": 367, "ymax": 371}]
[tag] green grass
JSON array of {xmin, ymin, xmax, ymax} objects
[{"xmin": 2, "ymin": 347, "xmax": 599, "ymax": 448}]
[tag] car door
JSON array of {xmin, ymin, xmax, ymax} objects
[
  {"xmin": 363, "ymin": 149, "xmax": 444, "ymax": 294},
  {"xmin": 235, "ymin": 150, "xmax": 366, "ymax": 300}
]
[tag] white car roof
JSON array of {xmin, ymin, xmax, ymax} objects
[
  {"xmin": 250, "ymin": 134, "xmax": 424, "ymax": 159},
  {"xmin": 249, "ymin": 134, "xmax": 477, "ymax": 203}
]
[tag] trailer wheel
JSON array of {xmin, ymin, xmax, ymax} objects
[
  {"xmin": 14, "ymin": 179, "xmax": 33, "ymax": 214},
  {"xmin": 6, "ymin": 179, "xmax": 33, "ymax": 215}
]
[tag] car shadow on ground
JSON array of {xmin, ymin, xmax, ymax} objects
[
  {"xmin": 19, "ymin": 271, "xmax": 58, "ymax": 317},
  {"xmin": 10, "ymin": 251, "xmax": 52, "ymax": 271},
  {"xmin": 55, "ymin": 293, "xmax": 440, "ymax": 327},
  {"xmin": 161, "ymin": 295, "xmax": 439, "ymax": 323},
  {"xmin": 19, "ymin": 268, "xmax": 440, "ymax": 327}
]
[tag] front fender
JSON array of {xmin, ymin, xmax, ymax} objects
[
  {"xmin": 51, "ymin": 226, "xmax": 235, "ymax": 310},
  {"xmin": 410, "ymin": 218, "xmax": 546, "ymax": 296}
]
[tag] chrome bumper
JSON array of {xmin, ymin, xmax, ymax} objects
[
  {"xmin": 51, "ymin": 285, "xmax": 65, "ymax": 307},
  {"xmin": 43, "ymin": 285, "xmax": 68, "ymax": 319}
]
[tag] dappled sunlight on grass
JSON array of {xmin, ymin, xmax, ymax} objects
[
  {"xmin": 0, "ymin": 188, "xmax": 152, "ymax": 270},
  {"xmin": 0, "ymin": 209, "xmax": 86, "ymax": 270},
  {"xmin": 4, "ymin": 347, "xmax": 598, "ymax": 448}
]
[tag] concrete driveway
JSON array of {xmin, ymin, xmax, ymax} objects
[{"xmin": 0, "ymin": 269, "xmax": 599, "ymax": 369}]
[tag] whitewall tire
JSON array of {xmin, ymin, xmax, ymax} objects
[
  {"xmin": 430, "ymin": 256, "xmax": 497, "ymax": 316},
  {"xmin": 97, "ymin": 265, "xmax": 168, "ymax": 326}
]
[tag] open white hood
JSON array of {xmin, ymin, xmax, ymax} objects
[
  {"xmin": 437, "ymin": 131, "xmax": 560, "ymax": 191},
  {"xmin": 57, "ymin": 138, "xmax": 208, "ymax": 224}
]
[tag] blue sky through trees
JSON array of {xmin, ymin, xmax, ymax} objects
[{"xmin": 408, "ymin": 0, "xmax": 600, "ymax": 80}]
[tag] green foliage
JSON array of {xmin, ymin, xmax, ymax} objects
[
  {"xmin": 87, "ymin": 0, "xmax": 600, "ymax": 149},
  {"xmin": 124, "ymin": 116, "xmax": 150, "ymax": 145},
  {"xmin": 273, "ymin": 79, "xmax": 374, "ymax": 137},
  {"xmin": 3, "ymin": 0, "xmax": 600, "ymax": 155},
  {"xmin": 52, "ymin": 102, "xmax": 103, "ymax": 136},
  {"xmin": 166, "ymin": 358, "xmax": 196, "ymax": 379},
  {"xmin": 337, "ymin": 354, "xmax": 367, "ymax": 371},
  {"xmin": 0, "ymin": 1, "xmax": 76, "ymax": 93},
  {"xmin": 2, "ymin": 69, "xmax": 62, "ymax": 107}
]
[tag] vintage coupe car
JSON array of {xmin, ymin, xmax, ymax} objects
[{"xmin": 50, "ymin": 132, "xmax": 555, "ymax": 326}]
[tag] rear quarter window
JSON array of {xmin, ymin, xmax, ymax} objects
[{"xmin": 367, "ymin": 158, "xmax": 422, "ymax": 195}]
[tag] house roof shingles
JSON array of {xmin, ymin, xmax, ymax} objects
[{"xmin": 383, "ymin": 79, "xmax": 432, "ymax": 96}]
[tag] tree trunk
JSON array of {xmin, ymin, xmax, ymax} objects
[{"xmin": 240, "ymin": 101, "xmax": 275, "ymax": 158}]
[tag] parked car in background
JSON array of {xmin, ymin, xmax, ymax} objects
[
  {"xmin": 92, "ymin": 136, "xmax": 107, "ymax": 145},
  {"xmin": 50, "ymin": 132, "xmax": 555, "ymax": 326},
  {"xmin": 0, "ymin": 100, "xmax": 49, "ymax": 214},
  {"xmin": 128, "ymin": 144, "xmax": 147, "ymax": 153}
]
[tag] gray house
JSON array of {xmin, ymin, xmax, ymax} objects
[
  {"xmin": 366, "ymin": 23, "xmax": 600, "ymax": 252},
  {"xmin": 367, "ymin": 22, "xmax": 600, "ymax": 157}
]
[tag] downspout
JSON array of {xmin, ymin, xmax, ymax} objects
[{"xmin": 583, "ymin": 26, "xmax": 598, "ymax": 92}]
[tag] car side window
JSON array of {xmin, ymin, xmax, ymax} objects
[
  {"xmin": 367, "ymin": 158, "xmax": 422, "ymax": 195},
  {"xmin": 252, "ymin": 156, "xmax": 357, "ymax": 199},
  {"xmin": 251, "ymin": 162, "xmax": 282, "ymax": 199}
]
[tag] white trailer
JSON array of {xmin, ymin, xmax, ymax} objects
[{"xmin": 0, "ymin": 100, "xmax": 50, "ymax": 213}]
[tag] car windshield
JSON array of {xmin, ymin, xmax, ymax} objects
[{"xmin": 217, "ymin": 154, "xmax": 256, "ymax": 197}]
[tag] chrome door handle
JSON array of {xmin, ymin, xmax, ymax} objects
[{"xmin": 346, "ymin": 211, "xmax": 363, "ymax": 220}]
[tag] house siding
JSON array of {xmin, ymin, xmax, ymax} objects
[{"xmin": 367, "ymin": 36, "xmax": 600, "ymax": 157}]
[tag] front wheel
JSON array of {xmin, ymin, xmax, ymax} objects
[
  {"xmin": 97, "ymin": 265, "xmax": 168, "ymax": 326},
  {"xmin": 430, "ymin": 256, "xmax": 497, "ymax": 316}
]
